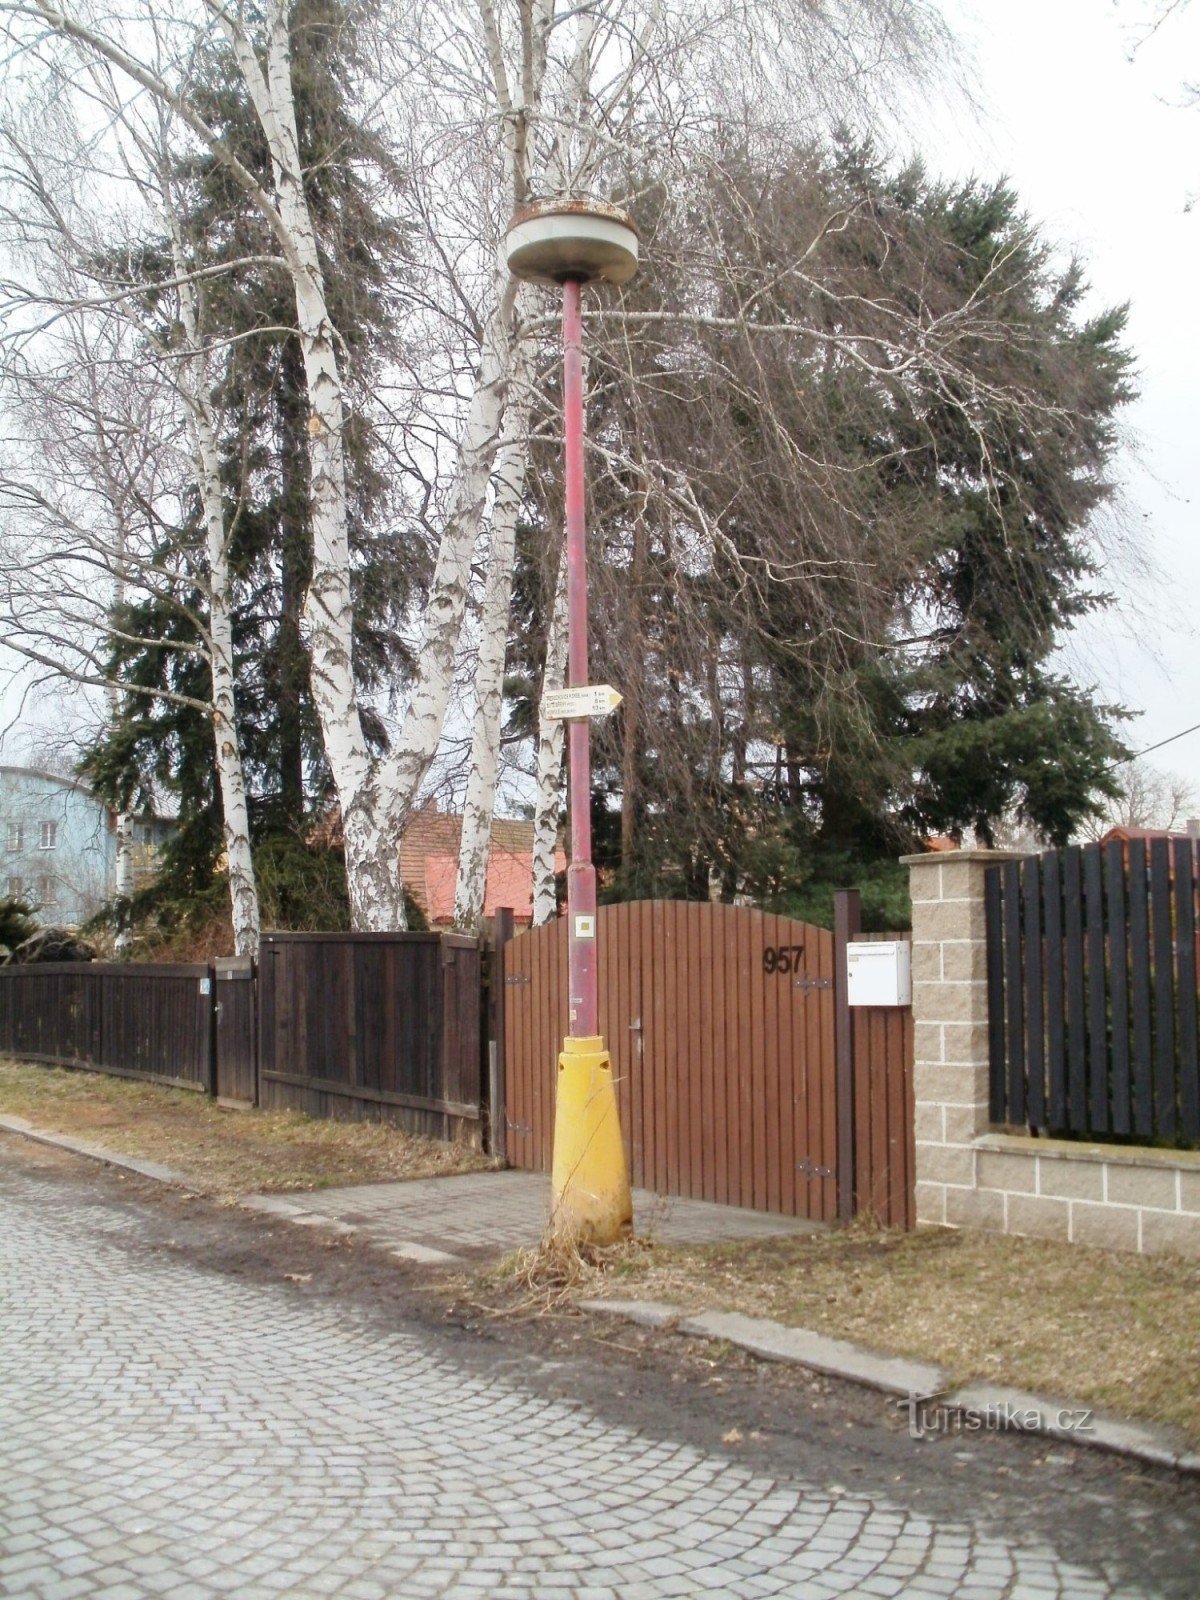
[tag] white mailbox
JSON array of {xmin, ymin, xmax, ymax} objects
[{"xmin": 846, "ymin": 940, "xmax": 911, "ymax": 1007}]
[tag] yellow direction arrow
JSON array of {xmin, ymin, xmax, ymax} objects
[{"xmin": 541, "ymin": 684, "xmax": 623, "ymax": 721}]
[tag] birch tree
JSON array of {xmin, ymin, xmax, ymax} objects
[
  {"xmin": 0, "ymin": 60, "xmax": 269, "ymax": 953},
  {"xmin": 1, "ymin": 0, "xmax": 961, "ymax": 934}
]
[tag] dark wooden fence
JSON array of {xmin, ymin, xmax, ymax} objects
[
  {"xmin": 0, "ymin": 961, "xmax": 215, "ymax": 1091},
  {"xmin": 986, "ymin": 839, "xmax": 1200, "ymax": 1145},
  {"xmin": 214, "ymin": 957, "xmax": 256, "ymax": 1106},
  {"xmin": 0, "ymin": 933, "xmax": 487, "ymax": 1138},
  {"xmin": 258, "ymin": 932, "xmax": 484, "ymax": 1143}
]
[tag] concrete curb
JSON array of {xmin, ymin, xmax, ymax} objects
[
  {"xmin": 579, "ymin": 1297, "xmax": 1197, "ymax": 1477},
  {"xmin": 0, "ymin": 1115, "xmax": 466, "ymax": 1262},
  {"xmin": 0, "ymin": 1114, "xmax": 190, "ymax": 1186}
]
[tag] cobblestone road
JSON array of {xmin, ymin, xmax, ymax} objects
[{"xmin": 0, "ymin": 1151, "xmax": 1176, "ymax": 1599}]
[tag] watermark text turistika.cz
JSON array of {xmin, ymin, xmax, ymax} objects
[{"xmin": 898, "ymin": 1391, "xmax": 1094, "ymax": 1441}]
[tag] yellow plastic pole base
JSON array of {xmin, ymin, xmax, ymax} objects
[{"xmin": 550, "ymin": 1034, "xmax": 633, "ymax": 1244}]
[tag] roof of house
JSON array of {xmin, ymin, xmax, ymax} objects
[
  {"xmin": 1098, "ymin": 825, "xmax": 1200, "ymax": 845},
  {"xmin": 0, "ymin": 764, "xmax": 96, "ymax": 799},
  {"xmin": 400, "ymin": 803, "xmax": 564, "ymax": 925}
]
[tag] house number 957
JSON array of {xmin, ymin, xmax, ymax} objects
[{"xmin": 763, "ymin": 945, "xmax": 804, "ymax": 975}]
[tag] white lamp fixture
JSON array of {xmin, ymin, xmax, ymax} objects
[{"xmin": 504, "ymin": 197, "xmax": 639, "ymax": 286}]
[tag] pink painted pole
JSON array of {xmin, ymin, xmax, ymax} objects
[{"xmin": 562, "ymin": 276, "xmax": 597, "ymax": 1038}]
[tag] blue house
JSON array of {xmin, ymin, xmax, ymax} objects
[{"xmin": 0, "ymin": 766, "xmax": 172, "ymax": 928}]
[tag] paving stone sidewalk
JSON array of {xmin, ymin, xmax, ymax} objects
[
  {"xmin": 0, "ymin": 1148, "xmax": 1168, "ymax": 1599},
  {"xmin": 242, "ymin": 1168, "xmax": 819, "ymax": 1258}
]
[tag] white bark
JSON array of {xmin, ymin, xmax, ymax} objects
[
  {"xmin": 532, "ymin": 550, "xmax": 569, "ymax": 925},
  {"xmin": 104, "ymin": 497, "xmax": 135, "ymax": 954},
  {"xmin": 194, "ymin": 402, "xmax": 261, "ymax": 959},
  {"xmin": 217, "ymin": 1, "xmax": 522, "ymax": 930},
  {"xmin": 169, "ymin": 224, "xmax": 261, "ymax": 959},
  {"xmin": 379, "ymin": 279, "xmax": 518, "ymax": 845},
  {"xmin": 112, "ymin": 812, "xmax": 134, "ymax": 953},
  {"xmin": 452, "ymin": 330, "xmax": 535, "ymax": 930},
  {"xmin": 216, "ymin": 0, "xmax": 406, "ymax": 929}
]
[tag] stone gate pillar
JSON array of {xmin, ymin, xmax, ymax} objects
[{"xmin": 900, "ymin": 848, "xmax": 1024, "ymax": 1228}]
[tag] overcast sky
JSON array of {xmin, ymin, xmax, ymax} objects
[{"xmin": 929, "ymin": 0, "xmax": 1200, "ymax": 789}]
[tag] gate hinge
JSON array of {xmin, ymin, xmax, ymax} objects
[
  {"xmin": 504, "ymin": 973, "xmax": 531, "ymax": 986},
  {"xmin": 793, "ymin": 976, "xmax": 833, "ymax": 991}
]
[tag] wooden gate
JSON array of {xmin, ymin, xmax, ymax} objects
[
  {"xmin": 500, "ymin": 899, "xmax": 914, "ymax": 1226},
  {"xmin": 214, "ymin": 957, "xmax": 257, "ymax": 1107},
  {"xmin": 502, "ymin": 902, "xmax": 842, "ymax": 1220}
]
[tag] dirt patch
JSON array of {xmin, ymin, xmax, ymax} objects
[
  {"xmin": 544, "ymin": 1221, "xmax": 1200, "ymax": 1446},
  {"xmin": 0, "ymin": 1057, "xmax": 494, "ymax": 1200}
]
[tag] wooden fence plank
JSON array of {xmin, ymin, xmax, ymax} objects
[
  {"xmin": 1150, "ymin": 838, "xmax": 1177, "ymax": 1140},
  {"xmin": 1128, "ymin": 839, "xmax": 1155, "ymax": 1138},
  {"xmin": 1063, "ymin": 846, "xmax": 1087, "ymax": 1131},
  {"xmin": 1002, "ymin": 859, "xmax": 1026, "ymax": 1127},
  {"xmin": 1021, "ymin": 855, "xmax": 1045, "ymax": 1129},
  {"xmin": 985, "ymin": 867, "xmax": 1006, "ymax": 1122},
  {"xmin": 1043, "ymin": 851, "xmax": 1066, "ymax": 1129},
  {"xmin": 1174, "ymin": 840, "xmax": 1200, "ymax": 1143},
  {"xmin": 763, "ymin": 910, "xmax": 782, "ymax": 1215},
  {"xmin": 834, "ymin": 890, "xmax": 862, "ymax": 1221},
  {"xmin": 1105, "ymin": 840, "xmax": 1132, "ymax": 1136},
  {"xmin": 1084, "ymin": 843, "xmax": 1109, "ymax": 1135}
]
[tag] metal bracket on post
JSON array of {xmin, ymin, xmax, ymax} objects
[{"xmin": 833, "ymin": 889, "xmax": 862, "ymax": 1224}]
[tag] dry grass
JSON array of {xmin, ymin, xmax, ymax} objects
[
  {"xmin": 482, "ymin": 1230, "xmax": 657, "ymax": 1317},
  {"xmin": 0, "ymin": 1057, "xmax": 494, "ymax": 1202},
  {"xmin": 587, "ymin": 1222, "xmax": 1200, "ymax": 1444}
]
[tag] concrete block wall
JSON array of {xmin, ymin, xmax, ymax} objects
[{"xmin": 902, "ymin": 847, "xmax": 1200, "ymax": 1259}]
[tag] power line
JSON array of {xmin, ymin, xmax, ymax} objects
[{"xmin": 1110, "ymin": 720, "xmax": 1200, "ymax": 768}]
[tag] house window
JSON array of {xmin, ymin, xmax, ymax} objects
[
  {"xmin": 38, "ymin": 820, "xmax": 57, "ymax": 850},
  {"xmin": 6, "ymin": 823, "xmax": 23, "ymax": 853},
  {"xmin": 37, "ymin": 875, "xmax": 56, "ymax": 910},
  {"xmin": 6, "ymin": 876, "xmax": 24, "ymax": 900},
  {"xmin": 142, "ymin": 824, "xmax": 154, "ymax": 846}
]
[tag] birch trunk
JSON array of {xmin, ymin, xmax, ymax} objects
[
  {"xmin": 105, "ymin": 520, "xmax": 134, "ymax": 954},
  {"xmin": 112, "ymin": 812, "xmax": 134, "ymax": 953},
  {"xmin": 532, "ymin": 551, "xmax": 569, "ymax": 924},
  {"xmin": 224, "ymin": 3, "xmax": 520, "ymax": 928},
  {"xmin": 170, "ymin": 234, "xmax": 261, "ymax": 957},
  {"xmin": 184, "ymin": 379, "xmax": 261, "ymax": 957},
  {"xmin": 452, "ymin": 333, "xmax": 534, "ymax": 929},
  {"xmin": 380, "ymin": 282, "xmax": 517, "ymax": 829},
  {"xmin": 223, "ymin": 2, "xmax": 402, "ymax": 927}
]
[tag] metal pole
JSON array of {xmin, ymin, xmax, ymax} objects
[{"xmin": 562, "ymin": 276, "xmax": 597, "ymax": 1038}]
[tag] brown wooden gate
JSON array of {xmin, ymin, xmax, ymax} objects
[
  {"xmin": 500, "ymin": 899, "xmax": 913, "ymax": 1226},
  {"xmin": 501, "ymin": 902, "xmax": 841, "ymax": 1220}
]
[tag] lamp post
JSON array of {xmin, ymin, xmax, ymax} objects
[{"xmin": 505, "ymin": 198, "xmax": 638, "ymax": 1242}]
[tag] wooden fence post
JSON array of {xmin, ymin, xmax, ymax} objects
[
  {"xmin": 490, "ymin": 908, "xmax": 515, "ymax": 1161},
  {"xmin": 833, "ymin": 889, "xmax": 862, "ymax": 1224}
]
